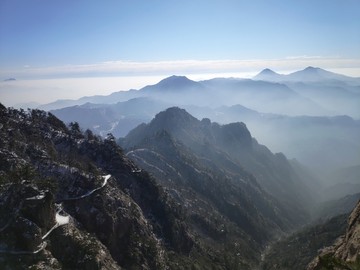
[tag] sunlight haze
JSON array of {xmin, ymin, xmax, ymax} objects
[{"xmin": 1, "ymin": 0, "xmax": 359, "ymax": 105}]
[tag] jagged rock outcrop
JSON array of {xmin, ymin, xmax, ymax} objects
[{"xmin": 307, "ymin": 200, "xmax": 360, "ymax": 270}]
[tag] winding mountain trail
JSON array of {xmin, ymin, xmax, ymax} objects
[
  {"xmin": 0, "ymin": 175, "xmax": 111, "ymax": 255},
  {"xmin": 61, "ymin": 174, "xmax": 111, "ymax": 201}
]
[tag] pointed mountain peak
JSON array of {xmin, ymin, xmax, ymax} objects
[
  {"xmin": 253, "ymin": 68, "xmax": 283, "ymax": 81},
  {"xmin": 153, "ymin": 107, "xmax": 197, "ymax": 125},
  {"xmin": 163, "ymin": 106, "xmax": 188, "ymax": 114},
  {"xmin": 259, "ymin": 68, "xmax": 278, "ymax": 75},
  {"xmin": 161, "ymin": 75, "xmax": 190, "ymax": 81},
  {"xmin": 123, "ymin": 107, "xmax": 201, "ymax": 148},
  {"xmin": 302, "ymin": 66, "xmax": 321, "ymax": 72}
]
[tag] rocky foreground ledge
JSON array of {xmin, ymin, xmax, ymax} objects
[{"xmin": 307, "ymin": 200, "xmax": 360, "ymax": 270}]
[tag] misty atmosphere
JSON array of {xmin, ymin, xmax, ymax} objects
[{"xmin": 1, "ymin": 1, "xmax": 360, "ymax": 269}]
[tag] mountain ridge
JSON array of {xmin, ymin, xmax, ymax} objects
[
  {"xmin": 1, "ymin": 103, "xmax": 240, "ymax": 269},
  {"xmin": 121, "ymin": 107, "xmax": 315, "ymax": 226},
  {"xmin": 0, "ymin": 103, "xmax": 317, "ymax": 269},
  {"xmin": 142, "ymin": 75, "xmax": 200, "ymax": 92},
  {"xmin": 37, "ymin": 67, "xmax": 358, "ymax": 117},
  {"xmin": 254, "ymin": 66, "xmax": 360, "ymax": 83}
]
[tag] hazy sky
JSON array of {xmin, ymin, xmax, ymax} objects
[{"xmin": 0, "ymin": 0, "xmax": 360, "ymax": 105}]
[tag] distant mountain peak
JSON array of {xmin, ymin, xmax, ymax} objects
[
  {"xmin": 260, "ymin": 68, "xmax": 278, "ymax": 75},
  {"xmin": 157, "ymin": 75, "xmax": 193, "ymax": 85},
  {"xmin": 142, "ymin": 75, "xmax": 201, "ymax": 92},
  {"xmin": 253, "ymin": 68, "xmax": 283, "ymax": 81},
  {"xmin": 303, "ymin": 66, "xmax": 321, "ymax": 72},
  {"xmin": 253, "ymin": 66, "xmax": 357, "ymax": 83},
  {"xmin": 288, "ymin": 66, "xmax": 348, "ymax": 81},
  {"xmin": 165, "ymin": 75, "xmax": 189, "ymax": 80}
]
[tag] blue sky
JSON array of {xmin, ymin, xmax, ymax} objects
[
  {"xmin": 1, "ymin": 0, "xmax": 359, "ymax": 73},
  {"xmin": 0, "ymin": 0, "xmax": 360, "ymax": 105}
]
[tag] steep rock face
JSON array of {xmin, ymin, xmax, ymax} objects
[
  {"xmin": 0, "ymin": 104, "xmax": 216, "ymax": 269},
  {"xmin": 307, "ymin": 200, "xmax": 360, "ymax": 270},
  {"xmin": 122, "ymin": 107, "xmax": 314, "ymax": 225},
  {"xmin": 126, "ymin": 130, "xmax": 288, "ymax": 264}
]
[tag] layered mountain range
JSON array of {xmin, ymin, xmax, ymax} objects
[
  {"xmin": 42, "ymin": 67, "xmax": 360, "ymax": 118},
  {"xmin": 1, "ymin": 104, "xmax": 359, "ymax": 269},
  {"xmin": 48, "ymin": 68, "xmax": 360, "ymax": 201},
  {"xmin": 4, "ymin": 104, "xmax": 295, "ymax": 269},
  {"xmin": 50, "ymin": 97, "xmax": 360, "ymax": 177},
  {"xmin": 2, "ymin": 67, "xmax": 359, "ymax": 269}
]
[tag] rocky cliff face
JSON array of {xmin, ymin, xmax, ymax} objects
[
  {"xmin": 307, "ymin": 200, "xmax": 360, "ymax": 270},
  {"xmin": 0, "ymin": 104, "xmax": 220, "ymax": 269},
  {"xmin": 0, "ymin": 104, "xmax": 324, "ymax": 269},
  {"xmin": 125, "ymin": 129, "xmax": 288, "ymax": 267}
]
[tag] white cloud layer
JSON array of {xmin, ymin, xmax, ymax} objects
[{"xmin": 1, "ymin": 57, "xmax": 360, "ymax": 79}]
